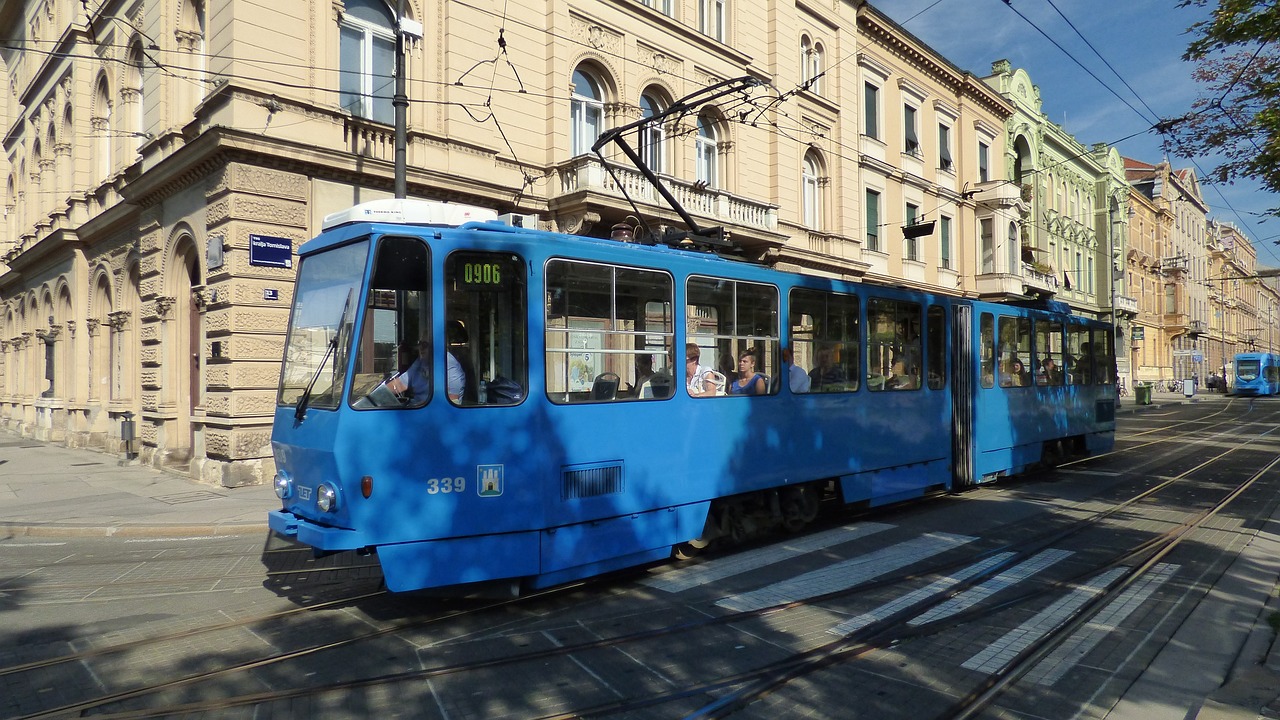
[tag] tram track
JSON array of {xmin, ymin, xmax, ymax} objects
[{"xmin": 21, "ymin": 406, "xmax": 1280, "ymax": 719}]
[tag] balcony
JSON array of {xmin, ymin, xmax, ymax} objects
[
  {"xmin": 1113, "ymin": 295, "xmax": 1139, "ymax": 317},
  {"xmin": 553, "ymin": 156, "xmax": 779, "ymax": 238},
  {"xmin": 1021, "ymin": 263, "xmax": 1060, "ymax": 296},
  {"xmin": 1163, "ymin": 312, "xmax": 1188, "ymax": 330},
  {"xmin": 1187, "ymin": 319, "xmax": 1207, "ymax": 337}
]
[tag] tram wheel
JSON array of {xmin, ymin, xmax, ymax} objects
[{"xmin": 1041, "ymin": 440, "xmax": 1065, "ymax": 469}]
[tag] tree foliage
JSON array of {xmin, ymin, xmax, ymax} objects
[{"xmin": 1165, "ymin": 1, "xmax": 1280, "ymax": 214}]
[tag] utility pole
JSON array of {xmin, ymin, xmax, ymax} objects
[{"xmin": 393, "ymin": 0, "xmax": 407, "ymax": 198}]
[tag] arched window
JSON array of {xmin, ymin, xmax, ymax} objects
[
  {"xmin": 94, "ymin": 77, "xmax": 112, "ymax": 180},
  {"xmin": 639, "ymin": 92, "xmax": 666, "ymax": 173},
  {"xmin": 800, "ymin": 36, "xmax": 812, "ymax": 84},
  {"xmin": 802, "ymin": 151, "xmax": 822, "ymax": 229},
  {"xmin": 802, "ymin": 39, "xmax": 823, "ymax": 94},
  {"xmin": 1009, "ymin": 221, "xmax": 1020, "ymax": 274},
  {"xmin": 339, "ymin": 0, "xmax": 395, "ymax": 124},
  {"xmin": 696, "ymin": 114, "xmax": 719, "ymax": 188},
  {"xmin": 126, "ymin": 40, "xmax": 146, "ymax": 151},
  {"xmin": 571, "ymin": 68, "xmax": 605, "ymax": 156}
]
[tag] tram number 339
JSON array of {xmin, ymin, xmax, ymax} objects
[{"xmin": 427, "ymin": 477, "xmax": 466, "ymax": 494}]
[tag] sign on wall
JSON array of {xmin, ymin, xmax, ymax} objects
[{"xmin": 249, "ymin": 234, "xmax": 293, "ymax": 268}]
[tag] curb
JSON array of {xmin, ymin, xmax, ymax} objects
[{"xmin": 0, "ymin": 521, "xmax": 272, "ymax": 539}]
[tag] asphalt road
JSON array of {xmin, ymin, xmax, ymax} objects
[{"xmin": 2, "ymin": 398, "xmax": 1278, "ymax": 720}]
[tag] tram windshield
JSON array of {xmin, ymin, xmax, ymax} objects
[
  {"xmin": 277, "ymin": 240, "xmax": 368, "ymax": 409},
  {"xmin": 1238, "ymin": 359, "xmax": 1260, "ymax": 381}
]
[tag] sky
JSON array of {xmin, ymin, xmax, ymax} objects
[{"xmin": 875, "ymin": 0, "xmax": 1280, "ymax": 266}]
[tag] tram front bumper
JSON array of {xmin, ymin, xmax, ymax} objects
[{"xmin": 269, "ymin": 510, "xmax": 372, "ymax": 551}]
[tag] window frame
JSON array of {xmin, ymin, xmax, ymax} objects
[
  {"xmin": 863, "ymin": 82, "xmax": 880, "ymax": 139},
  {"xmin": 938, "ymin": 123, "xmax": 953, "ymax": 172},
  {"xmin": 789, "ymin": 287, "xmax": 860, "ymax": 394},
  {"xmin": 865, "ymin": 188, "xmax": 881, "ymax": 252},
  {"xmin": 339, "ymin": 0, "xmax": 396, "ymax": 125},
  {"xmin": 639, "ymin": 92, "xmax": 666, "ymax": 174},
  {"xmin": 544, "ymin": 258, "xmax": 675, "ymax": 404},
  {"xmin": 700, "ymin": 0, "xmax": 725, "ymax": 41},
  {"xmin": 802, "ymin": 152, "xmax": 822, "ymax": 229},
  {"xmin": 903, "ymin": 105, "xmax": 920, "ymax": 157},
  {"xmin": 571, "ymin": 68, "xmax": 605, "ymax": 157},
  {"xmin": 440, "ymin": 251, "xmax": 529, "ymax": 407},
  {"xmin": 685, "ymin": 275, "xmax": 780, "ymax": 398},
  {"xmin": 696, "ymin": 114, "xmax": 719, "ymax": 187}
]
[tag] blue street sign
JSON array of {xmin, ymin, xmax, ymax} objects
[{"xmin": 249, "ymin": 234, "xmax": 293, "ymax": 268}]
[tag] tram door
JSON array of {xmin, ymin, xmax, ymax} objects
[{"xmin": 951, "ymin": 304, "xmax": 975, "ymax": 489}]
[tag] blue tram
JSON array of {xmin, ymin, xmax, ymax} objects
[
  {"xmin": 268, "ymin": 199, "xmax": 1116, "ymax": 593},
  {"xmin": 1233, "ymin": 352, "xmax": 1280, "ymax": 396}
]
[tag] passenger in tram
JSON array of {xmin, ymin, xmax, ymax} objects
[
  {"xmin": 1039, "ymin": 357, "xmax": 1062, "ymax": 385},
  {"xmin": 445, "ymin": 320, "xmax": 472, "ymax": 403},
  {"xmin": 809, "ymin": 348, "xmax": 845, "ymax": 391},
  {"xmin": 729, "ymin": 348, "xmax": 769, "ymax": 395},
  {"xmin": 783, "ymin": 346, "xmax": 810, "ymax": 393},
  {"xmin": 1011, "ymin": 358, "xmax": 1030, "ymax": 386},
  {"xmin": 886, "ymin": 359, "xmax": 917, "ymax": 390},
  {"xmin": 632, "ymin": 354, "xmax": 655, "ymax": 396},
  {"xmin": 685, "ymin": 343, "xmax": 720, "ymax": 397}
]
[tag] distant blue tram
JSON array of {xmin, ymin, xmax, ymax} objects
[
  {"xmin": 268, "ymin": 199, "xmax": 1117, "ymax": 593},
  {"xmin": 1233, "ymin": 352, "xmax": 1280, "ymax": 396}
]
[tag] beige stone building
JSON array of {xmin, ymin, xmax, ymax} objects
[
  {"xmin": 1205, "ymin": 220, "xmax": 1280, "ymax": 383},
  {"xmin": 1, "ymin": 0, "xmax": 1129, "ymax": 485},
  {"xmin": 1121, "ymin": 158, "xmax": 1276, "ymax": 389}
]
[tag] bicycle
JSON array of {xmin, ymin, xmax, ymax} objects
[
  {"xmin": 1117, "ymin": 379, "xmax": 1129, "ymax": 397},
  {"xmin": 1165, "ymin": 379, "xmax": 1183, "ymax": 393}
]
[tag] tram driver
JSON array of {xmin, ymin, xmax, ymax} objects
[
  {"xmin": 387, "ymin": 339, "xmax": 431, "ymax": 400},
  {"xmin": 385, "ymin": 321, "xmax": 471, "ymax": 403}
]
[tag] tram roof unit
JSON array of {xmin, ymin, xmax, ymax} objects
[
  {"xmin": 321, "ymin": 198, "xmax": 500, "ymax": 231},
  {"xmin": 309, "ymin": 198, "xmax": 768, "ymax": 270}
]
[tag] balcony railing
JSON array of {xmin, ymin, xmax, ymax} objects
[
  {"xmin": 1113, "ymin": 295, "xmax": 1139, "ymax": 316},
  {"xmin": 1021, "ymin": 263, "xmax": 1060, "ymax": 294},
  {"xmin": 556, "ymin": 156, "xmax": 778, "ymax": 233}
]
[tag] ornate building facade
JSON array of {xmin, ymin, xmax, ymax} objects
[
  {"xmin": 5, "ymin": 0, "xmax": 1247, "ymax": 483},
  {"xmin": 1125, "ymin": 158, "xmax": 1211, "ymax": 385},
  {"xmin": 979, "ymin": 61, "xmax": 1137, "ymax": 385}
]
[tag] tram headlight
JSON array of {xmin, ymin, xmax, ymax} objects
[
  {"xmin": 316, "ymin": 483, "xmax": 338, "ymax": 513},
  {"xmin": 273, "ymin": 473, "xmax": 293, "ymax": 500}
]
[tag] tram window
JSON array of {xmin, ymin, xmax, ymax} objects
[
  {"xmin": 349, "ymin": 236, "xmax": 432, "ymax": 409},
  {"xmin": 446, "ymin": 252, "xmax": 527, "ymax": 406},
  {"xmin": 1093, "ymin": 327, "xmax": 1114, "ymax": 384},
  {"xmin": 1035, "ymin": 320, "xmax": 1064, "ymax": 386},
  {"xmin": 687, "ymin": 277, "xmax": 780, "ymax": 396},
  {"xmin": 1066, "ymin": 325, "xmax": 1092, "ymax": 385},
  {"xmin": 867, "ymin": 298, "xmax": 922, "ymax": 391},
  {"xmin": 997, "ymin": 316, "xmax": 1032, "ymax": 388},
  {"xmin": 789, "ymin": 288, "xmax": 859, "ymax": 393},
  {"xmin": 980, "ymin": 313, "xmax": 995, "ymax": 388},
  {"xmin": 926, "ymin": 306, "xmax": 945, "ymax": 389},
  {"xmin": 545, "ymin": 259, "xmax": 673, "ymax": 403}
]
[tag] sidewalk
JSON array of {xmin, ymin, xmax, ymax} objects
[
  {"xmin": 1118, "ymin": 383, "xmax": 1234, "ymax": 412},
  {"xmin": 0, "ymin": 430, "xmax": 276, "ymax": 537}
]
